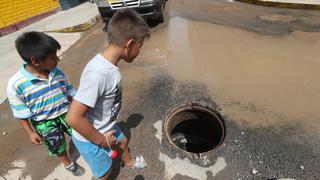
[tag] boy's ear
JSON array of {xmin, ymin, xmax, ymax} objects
[
  {"xmin": 30, "ymin": 58, "xmax": 40, "ymax": 66},
  {"xmin": 125, "ymin": 39, "xmax": 134, "ymax": 49}
]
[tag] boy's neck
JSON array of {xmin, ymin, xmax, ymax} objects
[
  {"xmin": 25, "ymin": 64, "xmax": 49, "ymax": 79},
  {"xmin": 101, "ymin": 44, "xmax": 123, "ymax": 66}
]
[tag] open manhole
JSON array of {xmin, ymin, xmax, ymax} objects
[{"xmin": 164, "ymin": 103, "xmax": 226, "ymax": 154}]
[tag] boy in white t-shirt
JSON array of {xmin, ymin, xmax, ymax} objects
[{"xmin": 66, "ymin": 9, "xmax": 150, "ymax": 180}]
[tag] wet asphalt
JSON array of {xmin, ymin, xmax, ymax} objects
[{"xmin": 1, "ymin": 0, "xmax": 320, "ymax": 179}]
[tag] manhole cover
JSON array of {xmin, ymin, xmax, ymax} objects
[{"xmin": 164, "ymin": 103, "xmax": 226, "ymax": 154}]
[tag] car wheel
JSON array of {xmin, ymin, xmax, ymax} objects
[{"xmin": 156, "ymin": 1, "xmax": 165, "ymax": 23}]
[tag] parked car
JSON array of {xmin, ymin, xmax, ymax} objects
[{"xmin": 95, "ymin": 0, "xmax": 167, "ymax": 26}]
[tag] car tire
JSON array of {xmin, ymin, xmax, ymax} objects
[
  {"xmin": 155, "ymin": 1, "xmax": 165, "ymax": 23},
  {"xmin": 103, "ymin": 21, "xmax": 109, "ymax": 32}
]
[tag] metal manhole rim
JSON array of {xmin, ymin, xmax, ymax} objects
[{"xmin": 163, "ymin": 102, "xmax": 226, "ymax": 156}]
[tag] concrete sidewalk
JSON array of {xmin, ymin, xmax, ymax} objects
[{"xmin": 0, "ymin": 2, "xmax": 99, "ymax": 104}]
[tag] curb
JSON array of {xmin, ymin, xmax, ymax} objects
[
  {"xmin": 234, "ymin": 0, "xmax": 320, "ymax": 10},
  {"xmin": 43, "ymin": 14, "xmax": 102, "ymax": 33}
]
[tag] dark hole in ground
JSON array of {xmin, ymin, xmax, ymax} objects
[{"xmin": 167, "ymin": 107, "xmax": 225, "ymax": 154}]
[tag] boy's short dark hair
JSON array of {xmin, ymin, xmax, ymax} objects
[
  {"xmin": 107, "ymin": 9, "xmax": 150, "ymax": 46},
  {"xmin": 15, "ymin": 31, "xmax": 61, "ymax": 63}
]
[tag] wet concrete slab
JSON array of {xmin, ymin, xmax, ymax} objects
[{"xmin": 1, "ymin": 0, "xmax": 320, "ymax": 179}]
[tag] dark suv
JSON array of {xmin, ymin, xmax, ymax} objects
[{"xmin": 95, "ymin": 0, "xmax": 167, "ymax": 25}]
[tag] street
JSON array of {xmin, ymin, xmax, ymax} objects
[{"xmin": 1, "ymin": 0, "xmax": 320, "ymax": 179}]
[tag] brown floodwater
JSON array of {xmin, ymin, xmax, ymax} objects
[
  {"xmin": 2, "ymin": 0, "xmax": 320, "ymax": 178},
  {"xmin": 128, "ymin": 16, "xmax": 320, "ymax": 133}
]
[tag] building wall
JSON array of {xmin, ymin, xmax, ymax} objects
[{"xmin": 0, "ymin": 0, "xmax": 60, "ymax": 29}]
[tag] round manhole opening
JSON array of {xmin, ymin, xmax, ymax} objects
[{"xmin": 164, "ymin": 103, "xmax": 226, "ymax": 154}]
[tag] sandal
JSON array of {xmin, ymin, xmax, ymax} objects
[{"xmin": 121, "ymin": 155, "xmax": 147, "ymax": 169}]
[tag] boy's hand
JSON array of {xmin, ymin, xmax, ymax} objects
[
  {"xmin": 29, "ymin": 132, "xmax": 42, "ymax": 145},
  {"xmin": 102, "ymin": 130, "xmax": 116, "ymax": 148}
]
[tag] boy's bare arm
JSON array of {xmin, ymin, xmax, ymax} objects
[
  {"xmin": 66, "ymin": 100, "xmax": 116, "ymax": 148},
  {"xmin": 17, "ymin": 118, "xmax": 42, "ymax": 145}
]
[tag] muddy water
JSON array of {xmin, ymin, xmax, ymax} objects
[{"xmin": 137, "ymin": 17, "xmax": 320, "ymax": 133}]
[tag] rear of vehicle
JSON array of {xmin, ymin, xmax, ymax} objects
[{"xmin": 95, "ymin": 0, "xmax": 166, "ymax": 24}]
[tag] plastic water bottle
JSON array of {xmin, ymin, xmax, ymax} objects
[{"xmin": 104, "ymin": 147, "xmax": 118, "ymax": 159}]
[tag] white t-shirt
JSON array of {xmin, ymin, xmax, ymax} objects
[{"xmin": 73, "ymin": 54, "xmax": 122, "ymax": 142}]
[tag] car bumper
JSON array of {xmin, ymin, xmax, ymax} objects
[{"xmin": 98, "ymin": 0, "xmax": 163, "ymax": 22}]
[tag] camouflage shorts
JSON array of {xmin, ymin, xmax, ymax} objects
[{"xmin": 31, "ymin": 113, "xmax": 72, "ymax": 156}]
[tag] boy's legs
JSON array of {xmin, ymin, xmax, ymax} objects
[
  {"xmin": 91, "ymin": 168, "xmax": 112, "ymax": 180},
  {"xmin": 111, "ymin": 123, "xmax": 135, "ymax": 167},
  {"xmin": 57, "ymin": 113, "xmax": 73, "ymax": 165},
  {"xmin": 72, "ymin": 134, "xmax": 112, "ymax": 179},
  {"xmin": 116, "ymin": 136, "xmax": 134, "ymax": 167},
  {"xmin": 31, "ymin": 119, "xmax": 70, "ymax": 158},
  {"xmin": 32, "ymin": 116, "xmax": 84, "ymax": 175},
  {"xmin": 58, "ymin": 114, "xmax": 85, "ymax": 175},
  {"xmin": 112, "ymin": 123, "xmax": 146, "ymax": 168},
  {"xmin": 57, "ymin": 151, "xmax": 72, "ymax": 165}
]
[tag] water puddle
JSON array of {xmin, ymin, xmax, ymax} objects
[{"xmin": 159, "ymin": 16, "xmax": 320, "ymax": 131}]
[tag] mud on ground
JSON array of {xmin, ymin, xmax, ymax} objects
[{"xmin": 1, "ymin": 0, "xmax": 320, "ymax": 179}]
